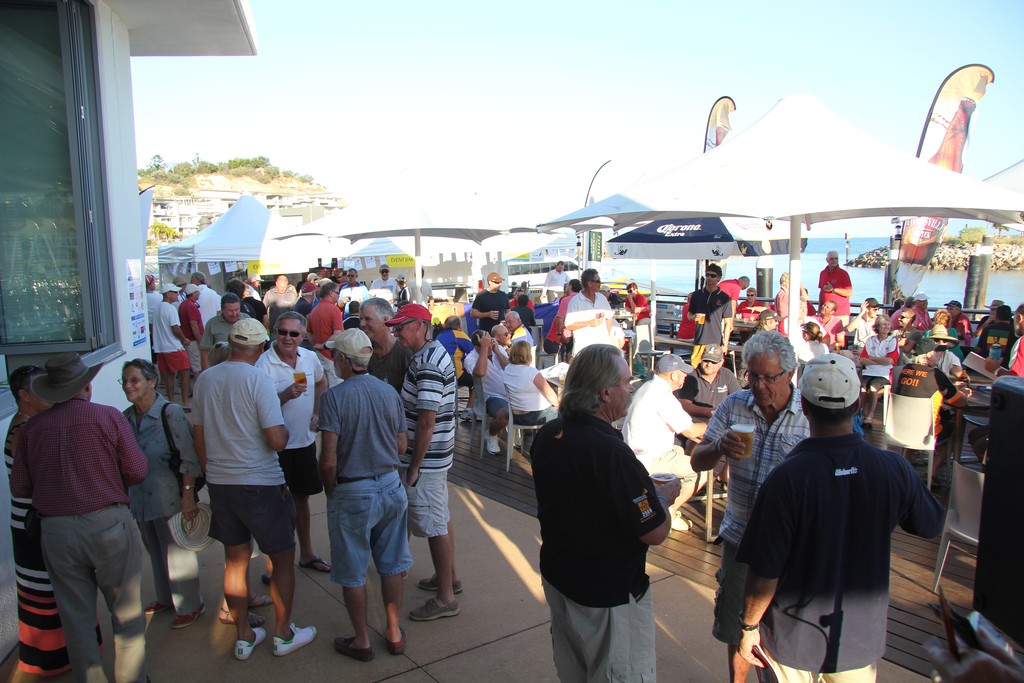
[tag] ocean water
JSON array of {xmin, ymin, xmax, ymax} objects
[{"xmin": 602, "ymin": 237, "xmax": 1024, "ymax": 309}]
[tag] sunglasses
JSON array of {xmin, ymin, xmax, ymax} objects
[
  {"xmin": 276, "ymin": 328, "xmax": 302, "ymax": 338},
  {"xmin": 705, "ymin": 273, "xmax": 720, "ymax": 278}
]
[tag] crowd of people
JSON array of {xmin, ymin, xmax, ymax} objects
[{"xmin": 7, "ymin": 257, "xmax": 1024, "ymax": 682}]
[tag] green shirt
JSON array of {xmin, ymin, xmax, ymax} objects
[{"xmin": 199, "ymin": 313, "xmax": 252, "ymax": 350}]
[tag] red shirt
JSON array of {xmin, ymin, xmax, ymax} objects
[
  {"xmin": 949, "ymin": 312, "xmax": 973, "ymax": 346},
  {"xmin": 818, "ymin": 266, "xmax": 852, "ymax": 316},
  {"xmin": 178, "ymin": 297, "xmax": 203, "ymax": 342},
  {"xmin": 625, "ymin": 293, "xmax": 651, "ymax": 322},
  {"xmin": 308, "ymin": 299, "xmax": 344, "ymax": 360},
  {"xmin": 547, "ymin": 293, "xmax": 576, "ymax": 343},
  {"xmin": 11, "ymin": 396, "xmax": 147, "ymax": 516},
  {"xmin": 718, "ymin": 279, "xmax": 743, "ymax": 302},
  {"xmin": 813, "ymin": 314, "xmax": 846, "ymax": 348},
  {"xmin": 676, "ymin": 302, "xmax": 696, "ymax": 340}
]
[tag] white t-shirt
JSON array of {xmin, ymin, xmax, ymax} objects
[
  {"xmin": 465, "ymin": 346, "xmax": 507, "ymax": 400},
  {"xmin": 196, "ymin": 285, "xmax": 221, "ymax": 327},
  {"xmin": 850, "ymin": 316, "xmax": 875, "ymax": 347},
  {"xmin": 796, "ymin": 339, "xmax": 829, "ymax": 363},
  {"xmin": 255, "ymin": 344, "xmax": 325, "ymax": 449},
  {"xmin": 565, "ymin": 292, "xmax": 613, "ymax": 352},
  {"xmin": 935, "ymin": 350, "xmax": 963, "ymax": 377},
  {"xmin": 502, "ymin": 363, "xmax": 550, "ymax": 412},
  {"xmin": 623, "ymin": 375, "xmax": 694, "ymax": 470},
  {"xmin": 192, "ymin": 361, "xmax": 286, "ymax": 486},
  {"xmin": 152, "ymin": 301, "xmax": 185, "ymax": 353},
  {"xmin": 543, "ymin": 269, "xmax": 570, "ymax": 292},
  {"xmin": 418, "ymin": 281, "xmax": 433, "ymax": 304},
  {"xmin": 862, "ymin": 334, "xmax": 899, "ymax": 379},
  {"xmin": 146, "ymin": 291, "xmax": 162, "ymax": 326},
  {"xmin": 370, "ymin": 278, "xmax": 398, "ymax": 296}
]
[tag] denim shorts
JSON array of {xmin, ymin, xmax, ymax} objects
[
  {"xmin": 513, "ymin": 406, "xmax": 559, "ymax": 426},
  {"xmin": 207, "ymin": 483, "xmax": 296, "ymax": 555},
  {"xmin": 327, "ymin": 470, "xmax": 413, "ymax": 587},
  {"xmin": 405, "ymin": 470, "xmax": 450, "ymax": 538},
  {"xmin": 485, "ymin": 397, "xmax": 508, "ymax": 417}
]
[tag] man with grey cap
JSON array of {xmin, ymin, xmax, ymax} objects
[
  {"xmin": 193, "ymin": 318, "xmax": 317, "ymax": 660},
  {"xmin": 11, "ymin": 353, "xmax": 149, "ymax": 681},
  {"xmin": 623, "ymin": 354, "xmax": 705, "ymax": 532},
  {"xmin": 318, "ymin": 328, "xmax": 413, "ymax": 661},
  {"xmin": 736, "ymin": 354, "xmax": 942, "ymax": 681},
  {"xmin": 676, "ymin": 343, "xmax": 741, "ymax": 441}
]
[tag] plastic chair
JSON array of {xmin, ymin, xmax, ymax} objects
[
  {"xmin": 932, "ymin": 462, "xmax": 984, "ymax": 592},
  {"xmin": 502, "ymin": 382, "xmax": 545, "ymax": 473},
  {"xmin": 469, "ymin": 375, "xmax": 491, "ymax": 459},
  {"xmin": 533, "ymin": 324, "xmax": 556, "ymax": 369},
  {"xmin": 884, "ymin": 392, "xmax": 937, "ymax": 489}
]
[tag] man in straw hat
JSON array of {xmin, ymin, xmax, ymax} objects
[
  {"xmin": 736, "ymin": 354, "xmax": 943, "ymax": 681},
  {"xmin": 193, "ymin": 318, "xmax": 317, "ymax": 660},
  {"xmin": 10, "ymin": 352, "xmax": 149, "ymax": 681}
]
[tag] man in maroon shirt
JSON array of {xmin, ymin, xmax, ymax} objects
[
  {"xmin": 818, "ymin": 251, "xmax": 853, "ymax": 324},
  {"xmin": 178, "ymin": 283, "xmax": 204, "ymax": 376},
  {"xmin": 308, "ymin": 280, "xmax": 344, "ymax": 386},
  {"xmin": 11, "ymin": 353, "xmax": 149, "ymax": 682}
]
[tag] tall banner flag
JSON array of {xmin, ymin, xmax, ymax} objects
[
  {"xmin": 704, "ymin": 96, "xmax": 736, "ymax": 153},
  {"xmin": 895, "ymin": 65, "xmax": 994, "ymax": 297}
]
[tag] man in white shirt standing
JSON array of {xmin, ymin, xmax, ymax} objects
[
  {"xmin": 153, "ymin": 283, "xmax": 192, "ymax": 410},
  {"xmin": 564, "ymin": 268, "xmax": 614, "ymax": 354},
  {"xmin": 623, "ymin": 355, "xmax": 704, "ymax": 531},
  {"xmin": 542, "ymin": 261, "xmax": 570, "ymax": 303},
  {"xmin": 370, "ymin": 265, "xmax": 398, "ymax": 300},
  {"xmin": 191, "ymin": 271, "xmax": 221, "ymax": 327}
]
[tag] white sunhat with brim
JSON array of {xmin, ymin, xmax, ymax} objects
[{"xmin": 168, "ymin": 502, "xmax": 215, "ymax": 552}]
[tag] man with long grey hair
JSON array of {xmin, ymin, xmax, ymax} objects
[
  {"xmin": 532, "ymin": 345, "xmax": 681, "ymax": 681},
  {"xmin": 690, "ymin": 331, "xmax": 810, "ymax": 683}
]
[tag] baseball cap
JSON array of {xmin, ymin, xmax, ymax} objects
[
  {"xmin": 487, "ymin": 271, "xmax": 504, "ymax": 284},
  {"xmin": 915, "ymin": 291, "xmax": 928, "ymax": 301},
  {"xmin": 229, "ymin": 318, "xmax": 269, "ymax": 346},
  {"xmin": 863, "ymin": 297, "xmax": 881, "ymax": 308},
  {"xmin": 701, "ymin": 344, "xmax": 725, "ymax": 362},
  {"xmin": 182, "ymin": 284, "xmax": 199, "ymax": 295},
  {"xmin": 758, "ymin": 309, "xmax": 780, "ymax": 322},
  {"xmin": 799, "ymin": 354, "xmax": 860, "ymax": 409},
  {"xmin": 299, "ymin": 282, "xmax": 316, "ymax": 294},
  {"xmin": 395, "ymin": 273, "xmax": 407, "ymax": 282},
  {"xmin": 385, "ymin": 303, "xmax": 432, "ymax": 327},
  {"xmin": 248, "ymin": 274, "xmax": 261, "ymax": 283},
  {"xmin": 657, "ymin": 354, "xmax": 693, "ymax": 374},
  {"xmin": 325, "ymin": 328, "xmax": 373, "ymax": 362},
  {"xmin": 945, "ymin": 300, "xmax": 963, "ymax": 308},
  {"xmin": 161, "ymin": 283, "xmax": 180, "ymax": 294},
  {"xmin": 172, "ymin": 275, "xmax": 188, "ymax": 286},
  {"xmin": 379, "ymin": 265, "xmax": 390, "ymax": 272},
  {"xmin": 145, "ymin": 274, "xmax": 155, "ymax": 286}
]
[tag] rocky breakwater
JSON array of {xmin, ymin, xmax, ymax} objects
[{"xmin": 848, "ymin": 243, "xmax": 1024, "ymax": 270}]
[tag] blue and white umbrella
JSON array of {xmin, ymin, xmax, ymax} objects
[{"xmin": 607, "ymin": 216, "xmax": 802, "ymax": 261}]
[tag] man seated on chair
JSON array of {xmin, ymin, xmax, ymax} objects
[
  {"xmin": 505, "ymin": 310, "xmax": 535, "ymax": 347},
  {"xmin": 675, "ymin": 344, "xmax": 741, "ymax": 442},
  {"xmin": 623, "ymin": 355, "xmax": 705, "ymax": 533},
  {"xmin": 465, "ymin": 328, "xmax": 510, "ymax": 456},
  {"xmin": 892, "ymin": 337, "xmax": 969, "ymax": 485}
]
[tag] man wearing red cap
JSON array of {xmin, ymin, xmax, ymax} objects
[{"xmin": 386, "ymin": 304, "xmax": 461, "ymax": 622}]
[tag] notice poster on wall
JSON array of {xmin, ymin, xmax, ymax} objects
[
  {"xmin": 208, "ymin": 261, "xmax": 222, "ymax": 275},
  {"xmin": 365, "ymin": 256, "xmax": 378, "ymax": 270},
  {"xmin": 126, "ymin": 258, "xmax": 148, "ymax": 347}
]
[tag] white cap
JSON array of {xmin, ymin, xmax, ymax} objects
[{"xmin": 799, "ymin": 354, "xmax": 860, "ymax": 409}]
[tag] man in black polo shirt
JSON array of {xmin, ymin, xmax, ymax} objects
[
  {"xmin": 736, "ymin": 354, "xmax": 943, "ymax": 681},
  {"xmin": 676, "ymin": 343, "xmax": 741, "ymax": 441},
  {"xmin": 533, "ymin": 345, "xmax": 680, "ymax": 681},
  {"xmin": 470, "ymin": 271, "xmax": 509, "ymax": 334},
  {"xmin": 687, "ymin": 263, "xmax": 733, "ymax": 365}
]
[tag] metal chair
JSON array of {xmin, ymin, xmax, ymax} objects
[
  {"xmin": 932, "ymin": 462, "xmax": 984, "ymax": 592},
  {"xmin": 884, "ymin": 392, "xmax": 937, "ymax": 488},
  {"xmin": 532, "ymin": 324, "xmax": 556, "ymax": 369},
  {"xmin": 635, "ymin": 339, "xmax": 667, "ymax": 375},
  {"xmin": 502, "ymin": 382, "xmax": 545, "ymax": 473}
]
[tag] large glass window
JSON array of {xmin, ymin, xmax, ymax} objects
[{"xmin": 0, "ymin": 0, "xmax": 114, "ymax": 353}]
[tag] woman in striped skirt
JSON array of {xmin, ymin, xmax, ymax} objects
[{"xmin": 5, "ymin": 365, "xmax": 69, "ymax": 676}]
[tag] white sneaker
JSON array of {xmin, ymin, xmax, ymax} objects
[
  {"xmin": 273, "ymin": 623, "xmax": 317, "ymax": 657},
  {"xmin": 234, "ymin": 627, "xmax": 266, "ymax": 661},
  {"xmin": 671, "ymin": 512, "xmax": 693, "ymax": 532},
  {"xmin": 460, "ymin": 408, "xmax": 478, "ymax": 422},
  {"xmin": 486, "ymin": 434, "xmax": 501, "ymax": 455}
]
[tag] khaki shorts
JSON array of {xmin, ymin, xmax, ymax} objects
[
  {"xmin": 646, "ymin": 445, "xmax": 698, "ymax": 485},
  {"xmin": 404, "ymin": 470, "xmax": 450, "ymax": 538},
  {"xmin": 712, "ymin": 540, "xmax": 749, "ymax": 645}
]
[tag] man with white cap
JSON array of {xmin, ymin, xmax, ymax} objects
[
  {"xmin": 11, "ymin": 353, "xmax": 149, "ymax": 681},
  {"xmin": 154, "ymin": 282, "xmax": 192, "ymax": 410},
  {"xmin": 623, "ymin": 354, "xmax": 704, "ymax": 532},
  {"xmin": 318, "ymin": 328, "xmax": 413, "ymax": 661},
  {"xmin": 910, "ymin": 292, "xmax": 933, "ymax": 331},
  {"xmin": 193, "ymin": 318, "xmax": 317, "ymax": 661},
  {"xmin": 736, "ymin": 354, "xmax": 943, "ymax": 682}
]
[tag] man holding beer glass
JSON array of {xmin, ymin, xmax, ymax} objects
[{"xmin": 691, "ymin": 331, "xmax": 810, "ymax": 683}]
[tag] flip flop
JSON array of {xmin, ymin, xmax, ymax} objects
[
  {"xmin": 298, "ymin": 557, "xmax": 331, "ymax": 573},
  {"xmin": 219, "ymin": 608, "xmax": 266, "ymax": 627},
  {"xmin": 249, "ymin": 594, "xmax": 273, "ymax": 608}
]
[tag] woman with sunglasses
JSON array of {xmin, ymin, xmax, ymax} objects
[
  {"xmin": 121, "ymin": 358, "xmax": 206, "ymax": 629},
  {"xmin": 6, "ymin": 365, "xmax": 76, "ymax": 676}
]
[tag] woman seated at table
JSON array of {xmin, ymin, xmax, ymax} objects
[
  {"xmin": 858, "ymin": 314, "xmax": 899, "ymax": 427},
  {"xmin": 735, "ymin": 287, "xmax": 766, "ymax": 320},
  {"xmin": 502, "ymin": 341, "xmax": 560, "ymax": 426},
  {"xmin": 795, "ymin": 321, "xmax": 829, "ymax": 362}
]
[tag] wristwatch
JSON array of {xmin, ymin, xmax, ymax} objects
[
  {"xmin": 739, "ymin": 617, "xmax": 759, "ymax": 632},
  {"xmin": 183, "ymin": 484, "xmax": 194, "ymax": 491}
]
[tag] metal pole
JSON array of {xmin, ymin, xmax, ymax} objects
[
  {"xmin": 787, "ymin": 217, "xmax": 803, "ymax": 347},
  {"xmin": 884, "ymin": 237, "xmax": 899, "ymax": 304},
  {"xmin": 581, "ymin": 160, "xmax": 612, "ymax": 271}
]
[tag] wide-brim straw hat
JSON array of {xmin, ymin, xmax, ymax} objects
[
  {"xmin": 31, "ymin": 352, "xmax": 103, "ymax": 403},
  {"xmin": 168, "ymin": 502, "xmax": 215, "ymax": 552},
  {"xmin": 929, "ymin": 325, "xmax": 958, "ymax": 343}
]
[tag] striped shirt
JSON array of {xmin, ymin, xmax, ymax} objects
[
  {"xmin": 399, "ymin": 339, "xmax": 457, "ymax": 471},
  {"xmin": 703, "ymin": 388, "xmax": 810, "ymax": 546}
]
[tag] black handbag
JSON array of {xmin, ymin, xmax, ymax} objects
[{"xmin": 161, "ymin": 403, "xmax": 206, "ymax": 497}]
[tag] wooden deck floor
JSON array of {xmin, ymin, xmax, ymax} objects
[{"xmin": 448, "ymin": 395, "xmax": 977, "ymax": 679}]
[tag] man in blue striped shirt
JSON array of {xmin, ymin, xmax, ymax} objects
[
  {"xmin": 691, "ymin": 331, "xmax": 810, "ymax": 683},
  {"xmin": 387, "ymin": 304, "xmax": 460, "ymax": 622}
]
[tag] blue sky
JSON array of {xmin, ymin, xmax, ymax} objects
[{"xmin": 130, "ymin": 0, "xmax": 1024, "ymax": 237}]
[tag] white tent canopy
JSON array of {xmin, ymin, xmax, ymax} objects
[
  {"xmin": 539, "ymin": 93, "xmax": 1024, "ymax": 342},
  {"xmin": 158, "ymin": 194, "xmax": 271, "ymax": 264}
]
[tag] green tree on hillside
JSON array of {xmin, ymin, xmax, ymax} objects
[{"xmin": 148, "ymin": 221, "xmax": 180, "ymax": 247}]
